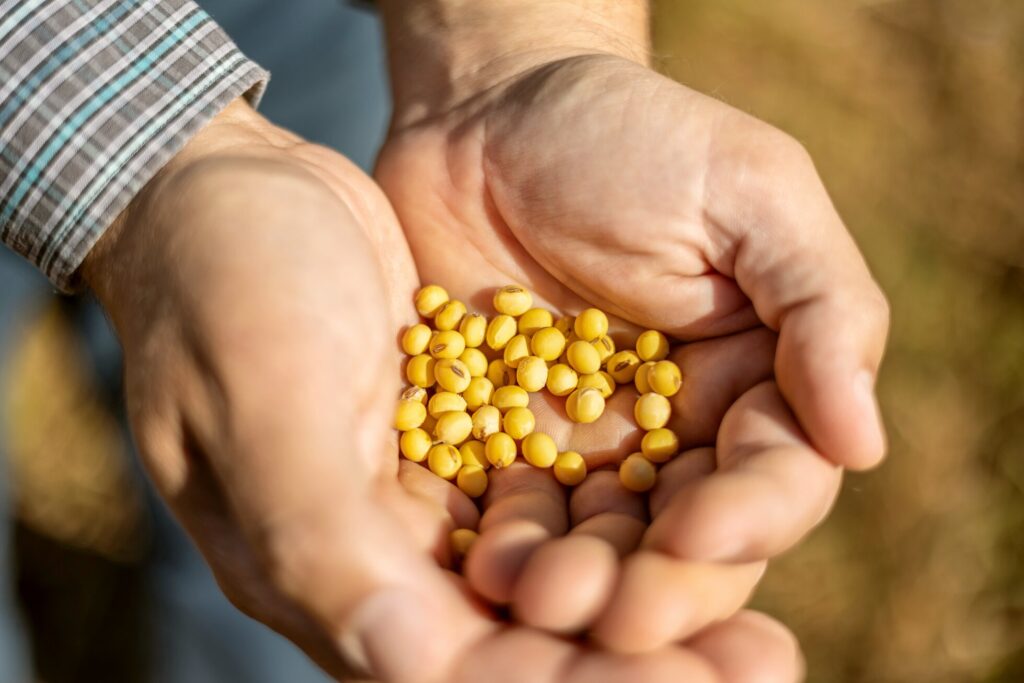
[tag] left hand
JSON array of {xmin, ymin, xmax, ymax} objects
[{"xmin": 377, "ymin": 52, "xmax": 887, "ymax": 651}]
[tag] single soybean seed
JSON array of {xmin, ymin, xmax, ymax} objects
[
  {"xmin": 493, "ymin": 285, "xmax": 533, "ymax": 316},
  {"xmin": 554, "ymin": 315, "xmax": 575, "ymax": 336},
  {"xmin": 458, "ymin": 347, "xmax": 488, "ymax": 377},
  {"xmin": 434, "ymin": 299, "xmax": 467, "ymax": 331},
  {"xmin": 521, "ymin": 432, "xmax": 557, "ymax": 468},
  {"xmin": 567, "ymin": 340, "xmax": 602, "ymax": 375},
  {"xmin": 457, "ymin": 465, "xmax": 489, "ymax": 498},
  {"xmin": 634, "ymin": 360, "xmax": 657, "ymax": 394},
  {"xmin": 399, "ymin": 428, "xmax": 432, "ymax": 462},
  {"xmin": 401, "ymin": 386, "xmax": 428, "ymax": 404},
  {"xmin": 486, "ymin": 314, "xmax": 518, "ymax": 350},
  {"xmin": 641, "ymin": 428, "xmax": 680, "ymax": 463},
  {"xmin": 554, "ymin": 451, "xmax": 587, "ymax": 486},
  {"xmin": 635, "ymin": 392, "xmax": 671, "ymax": 430},
  {"xmin": 485, "ymin": 432, "xmax": 517, "ymax": 469},
  {"xmin": 459, "ymin": 440, "xmax": 490, "ymax": 470},
  {"xmin": 428, "ymin": 391, "xmax": 467, "ymax": 418},
  {"xmin": 414, "ymin": 284, "xmax": 449, "ymax": 318},
  {"xmin": 574, "ymin": 308, "xmax": 609, "ymax": 342},
  {"xmin": 518, "ymin": 308, "xmax": 554, "ymax": 335},
  {"xmin": 591, "ymin": 335, "xmax": 616, "ymax": 364},
  {"xmin": 434, "ymin": 358, "xmax": 471, "ymax": 393},
  {"xmin": 648, "ymin": 360, "xmax": 682, "ymax": 397},
  {"xmin": 530, "ymin": 327, "xmax": 566, "ymax": 361},
  {"xmin": 619, "ymin": 453, "xmax": 656, "ymax": 492},
  {"xmin": 429, "ymin": 329, "xmax": 466, "ymax": 359},
  {"xmin": 463, "ymin": 377, "xmax": 494, "ymax": 411},
  {"xmin": 566, "ymin": 387, "xmax": 605, "ymax": 423},
  {"xmin": 486, "ymin": 359, "xmax": 512, "ymax": 388},
  {"xmin": 492, "ymin": 385, "xmax": 529, "ymax": 412},
  {"xmin": 394, "ymin": 399, "xmax": 427, "ymax": 430},
  {"xmin": 401, "ymin": 323, "xmax": 432, "ymax": 355},
  {"xmin": 459, "ymin": 313, "xmax": 487, "ymax": 348},
  {"xmin": 546, "ymin": 363, "xmax": 579, "ymax": 397},
  {"xmin": 503, "ymin": 406, "xmax": 536, "ymax": 440},
  {"xmin": 435, "ymin": 411, "xmax": 473, "ymax": 445},
  {"xmin": 578, "ymin": 371, "xmax": 616, "ymax": 399},
  {"xmin": 517, "ymin": 356, "xmax": 549, "ymax": 393},
  {"xmin": 428, "ymin": 443, "xmax": 462, "ymax": 480},
  {"xmin": 503, "ymin": 334, "xmax": 531, "ymax": 369},
  {"xmin": 450, "ymin": 528, "xmax": 478, "ymax": 556},
  {"xmin": 636, "ymin": 330, "xmax": 670, "ymax": 361},
  {"xmin": 607, "ymin": 350, "xmax": 641, "ymax": 384},
  {"xmin": 406, "ymin": 354, "xmax": 437, "ymax": 388},
  {"xmin": 471, "ymin": 405, "xmax": 501, "ymax": 440}
]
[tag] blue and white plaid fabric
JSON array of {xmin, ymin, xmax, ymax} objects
[{"xmin": 0, "ymin": 0, "xmax": 267, "ymax": 291}]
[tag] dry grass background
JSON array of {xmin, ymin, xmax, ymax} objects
[
  {"xmin": 653, "ymin": 0, "xmax": 1024, "ymax": 680},
  {"xmin": 3, "ymin": 1, "xmax": 1022, "ymax": 681}
]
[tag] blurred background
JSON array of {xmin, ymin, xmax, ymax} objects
[{"xmin": 1, "ymin": 0, "xmax": 1021, "ymax": 682}]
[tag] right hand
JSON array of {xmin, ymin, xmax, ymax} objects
[{"xmin": 83, "ymin": 100, "xmax": 802, "ymax": 682}]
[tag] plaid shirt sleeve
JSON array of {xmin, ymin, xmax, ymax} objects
[{"xmin": 0, "ymin": 0, "xmax": 268, "ymax": 292}]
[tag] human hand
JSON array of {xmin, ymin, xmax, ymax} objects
[
  {"xmin": 376, "ymin": 17, "xmax": 887, "ymax": 654},
  {"xmin": 82, "ymin": 100, "xmax": 803, "ymax": 682}
]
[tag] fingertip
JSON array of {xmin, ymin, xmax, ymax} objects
[{"xmin": 464, "ymin": 520, "xmax": 550, "ymax": 604}]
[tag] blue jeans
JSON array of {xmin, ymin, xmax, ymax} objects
[{"xmin": 0, "ymin": 2, "xmax": 389, "ymax": 681}]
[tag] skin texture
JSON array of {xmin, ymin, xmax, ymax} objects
[
  {"xmin": 376, "ymin": 49, "xmax": 889, "ymax": 653},
  {"xmin": 82, "ymin": 100, "xmax": 805, "ymax": 682}
]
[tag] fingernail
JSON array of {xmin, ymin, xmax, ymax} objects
[{"xmin": 855, "ymin": 369, "xmax": 887, "ymax": 465}]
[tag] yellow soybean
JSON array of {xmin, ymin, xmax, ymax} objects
[
  {"xmin": 400, "ymin": 386, "xmax": 428, "ymax": 404},
  {"xmin": 434, "ymin": 299, "xmax": 467, "ymax": 331},
  {"xmin": 463, "ymin": 377, "xmax": 494, "ymax": 411},
  {"xmin": 619, "ymin": 453, "xmax": 656, "ymax": 492},
  {"xmin": 554, "ymin": 316, "xmax": 575, "ymax": 336},
  {"xmin": 591, "ymin": 336, "xmax": 616, "ymax": 364},
  {"xmin": 503, "ymin": 406, "xmax": 536, "ymax": 440},
  {"xmin": 434, "ymin": 358, "xmax": 471, "ymax": 393},
  {"xmin": 394, "ymin": 399, "xmax": 426, "ymax": 430},
  {"xmin": 641, "ymin": 428, "xmax": 679, "ymax": 463},
  {"xmin": 457, "ymin": 465, "xmax": 489, "ymax": 498},
  {"xmin": 471, "ymin": 405, "xmax": 502, "ymax": 440},
  {"xmin": 566, "ymin": 340, "xmax": 601, "ymax": 375},
  {"xmin": 516, "ymin": 356, "xmax": 549, "ymax": 392},
  {"xmin": 493, "ymin": 285, "xmax": 533, "ymax": 316},
  {"xmin": 634, "ymin": 393, "xmax": 671, "ymax": 430},
  {"xmin": 554, "ymin": 451, "xmax": 587, "ymax": 486},
  {"xmin": 486, "ymin": 314, "xmax": 518, "ymax": 350},
  {"xmin": 521, "ymin": 432, "xmax": 557, "ymax": 468},
  {"xmin": 429, "ymin": 329, "xmax": 465, "ymax": 359},
  {"xmin": 486, "ymin": 359, "xmax": 512, "ymax": 388},
  {"xmin": 459, "ymin": 313, "xmax": 487, "ymax": 348},
  {"xmin": 485, "ymin": 432, "xmax": 517, "ymax": 469},
  {"xmin": 648, "ymin": 360, "xmax": 682, "ymax": 397},
  {"xmin": 458, "ymin": 347, "xmax": 488, "ymax": 377},
  {"xmin": 574, "ymin": 308, "xmax": 609, "ymax": 342},
  {"xmin": 503, "ymin": 334, "xmax": 531, "ymax": 368},
  {"xmin": 459, "ymin": 440, "xmax": 490, "ymax": 470},
  {"xmin": 518, "ymin": 308, "xmax": 554, "ymax": 335},
  {"xmin": 406, "ymin": 354, "xmax": 437, "ymax": 388},
  {"xmin": 401, "ymin": 323, "xmax": 432, "ymax": 355},
  {"xmin": 566, "ymin": 387, "xmax": 605, "ymax": 423},
  {"xmin": 546, "ymin": 363, "xmax": 579, "ymax": 397},
  {"xmin": 607, "ymin": 351, "xmax": 641, "ymax": 384},
  {"xmin": 450, "ymin": 528, "xmax": 478, "ymax": 556},
  {"xmin": 427, "ymin": 443, "xmax": 462, "ymax": 480},
  {"xmin": 634, "ymin": 361, "xmax": 657, "ymax": 394},
  {"xmin": 636, "ymin": 330, "xmax": 669, "ymax": 361},
  {"xmin": 578, "ymin": 371, "xmax": 615, "ymax": 399},
  {"xmin": 530, "ymin": 327, "xmax": 566, "ymax": 361},
  {"xmin": 428, "ymin": 391, "xmax": 467, "ymax": 418},
  {"xmin": 493, "ymin": 385, "xmax": 529, "ymax": 412},
  {"xmin": 434, "ymin": 411, "xmax": 473, "ymax": 445},
  {"xmin": 399, "ymin": 428, "xmax": 432, "ymax": 462},
  {"xmin": 414, "ymin": 285, "xmax": 449, "ymax": 318}
]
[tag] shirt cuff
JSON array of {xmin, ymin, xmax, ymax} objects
[{"xmin": 0, "ymin": 0, "xmax": 270, "ymax": 292}]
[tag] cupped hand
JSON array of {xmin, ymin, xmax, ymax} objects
[
  {"xmin": 82, "ymin": 99, "xmax": 802, "ymax": 683},
  {"xmin": 377, "ymin": 53, "xmax": 888, "ymax": 651}
]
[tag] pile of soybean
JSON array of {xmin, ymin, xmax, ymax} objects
[{"xmin": 395, "ymin": 285, "xmax": 683, "ymax": 555}]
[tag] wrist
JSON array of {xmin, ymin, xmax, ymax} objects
[{"xmin": 379, "ymin": 0, "xmax": 651, "ymax": 127}]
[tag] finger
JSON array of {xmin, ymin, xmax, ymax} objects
[
  {"xmin": 645, "ymin": 381, "xmax": 843, "ymax": 562},
  {"xmin": 452, "ymin": 628, "xmax": 719, "ymax": 683},
  {"xmin": 687, "ymin": 610, "xmax": 805, "ymax": 683},
  {"xmin": 648, "ymin": 447, "xmax": 716, "ymax": 517},
  {"xmin": 669, "ymin": 327, "xmax": 776, "ymax": 448},
  {"xmin": 590, "ymin": 551, "xmax": 765, "ymax": 653},
  {"xmin": 510, "ymin": 471, "xmax": 646, "ymax": 632},
  {"xmin": 464, "ymin": 462, "xmax": 568, "ymax": 604},
  {"xmin": 724, "ymin": 148, "xmax": 889, "ymax": 469}
]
